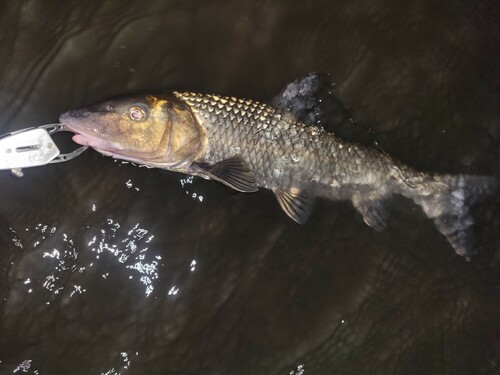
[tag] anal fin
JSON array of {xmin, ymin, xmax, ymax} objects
[
  {"xmin": 352, "ymin": 193, "xmax": 388, "ymax": 232},
  {"xmin": 274, "ymin": 188, "xmax": 315, "ymax": 224},
  {"xmin": 192, "ymin": 155, "xmax": 258, "ymax": 193}
]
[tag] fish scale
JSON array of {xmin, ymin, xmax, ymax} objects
[{"xmin": 174, "ymin": 91, "xmax": 393, "ymax": 195}]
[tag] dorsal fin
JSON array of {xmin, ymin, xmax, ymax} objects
[{"xmin": 272, "ymin": 72, "xmax": 373, "ymax": 144}]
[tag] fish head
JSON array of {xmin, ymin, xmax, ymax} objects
[{"xmin": 59, "ymin": 94, "xmax": 206, "ymax": 169}]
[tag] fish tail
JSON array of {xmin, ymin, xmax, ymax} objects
[{"xmin": 410, "ymin": 174, "xmax": 498, "ymax": 257}]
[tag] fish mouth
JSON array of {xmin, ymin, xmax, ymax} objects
[
  {"xmin": 70, "ymin": 133, "xmax": 114, "ymax": 155},
  {"xmin": 60, "ymin": 123, "xmax": 147, "ymax": 163},
  {"xmin": 70, "ymin": 130, "xmax": 145, "ymax": 162},
  {"xmin": 70, "ymin": 132, "xmax": 121, "ymax": 159},
  {"xmin": 59, "ymin": 111, "xmax": 159, "ymax": 165},
  {"xmin": 60, "ymin": 112, "xmax": 123, "ymax": 158}
]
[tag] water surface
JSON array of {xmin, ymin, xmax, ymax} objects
[{"xmin": 0, "ymin": 1, "xmax": 499, "ymax": 374}]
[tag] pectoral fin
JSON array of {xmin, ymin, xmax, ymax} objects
[
  {"xmin": 274, "ymin": 188, "xmax": 315, "ymax": 224},
  {"xmin": 193, "ymin": 156, "xmax": 258, "ymax": 193}
]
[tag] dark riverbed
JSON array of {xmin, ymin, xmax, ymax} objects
[{"xmin": 1, "ymin": 1, "xmax": 499, "ymax": 374}]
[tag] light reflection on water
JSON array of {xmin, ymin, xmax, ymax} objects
[
  {"xmin": 10, "ymin": 216, "xmax": 162, "ymax": 302},
  {"xmin": 99, "ymin": 351, "xmax": 134, "ymax": 375},
  {"xmin": 31, "ymin": 217, "xmax": 162, "ymax": 298},
  {"xmin": 189, "ymin": 259, "xmax": 197, "ymax": 271},
  {"xmin": 9, "ymin": 174, "xmax": 208, "ymax": 304},
  {"xmin": 12, "ymin": 359, "xmax": 36, "ymax": 374},
  {"xmin": 289, "ymin": 364, "xmax": 305, "ymax": 375},
  {"xmin": 9, "ymin": 228, "xmax": 23, "ymax": 249},
  {"xmin": 167, "ymin": 285, "xmax": 179, "ymax": 296},
  {"xmin": 180, "ymin": 176, "xmax": 204, "ymax": 203},
  {"xmin": 124, "ymin": 178, "xmax": 140, "ymax": 191}
]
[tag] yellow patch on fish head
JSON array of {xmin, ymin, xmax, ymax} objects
[{"xmin": 60, "ymin": 94, "xmax": 206, "ymax": 168}]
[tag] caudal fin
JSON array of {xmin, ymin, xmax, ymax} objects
[{"xmin": 415, "ymin": 175, "xmax": 499, "ymax": 257}]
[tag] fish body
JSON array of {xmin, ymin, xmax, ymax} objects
[{"xmin": 59, "ymin": 90, "xmax": 497, "ymax": 257}]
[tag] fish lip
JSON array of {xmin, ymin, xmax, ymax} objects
[
  {"xmin": 58, "ymin": 116, "xmax": 118, "ymax": 153},
  {"xmin": 68, "ymin": 130, "xmax": 117, "ymax": 152},
  {"xmin": 60, "ymin": 121, "xmax": 150, "ymax": 163},
  {"xmin": 59, "ymin": 112, "xmax": 172, "ymax": 166}
]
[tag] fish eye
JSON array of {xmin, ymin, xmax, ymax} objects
[{"xmin": 128, "ymin": 104, "xmax": 148, "ymax": 121}]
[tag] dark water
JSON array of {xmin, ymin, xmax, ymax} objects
[{"xmin": 1, "ymin": 1, "xmax": 500, "ymax": 374}]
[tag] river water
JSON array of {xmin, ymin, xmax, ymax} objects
[{"xmin": 0, "ymin": 1, "xmax": 499, "ymax": 374}]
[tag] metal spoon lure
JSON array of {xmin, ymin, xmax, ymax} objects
[{"xmin": 0, "ymin": 123, "xmax": 88, "ymax": 176}]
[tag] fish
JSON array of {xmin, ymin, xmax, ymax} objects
[{"xmin": 59, "ymin": 87, "xmax": 498, "ymax": 258}]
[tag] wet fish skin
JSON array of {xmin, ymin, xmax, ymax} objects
[
  {"xmin": 177, "ymin": 92, "xmax": 403, "ymax": 193},
  {"xmin": 59, "ymin": 94, "xmax": 206, "ymax": 172},
  {"xmin": 59, "ymin": 90, "xmax": 498, "ymax": 258}
]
